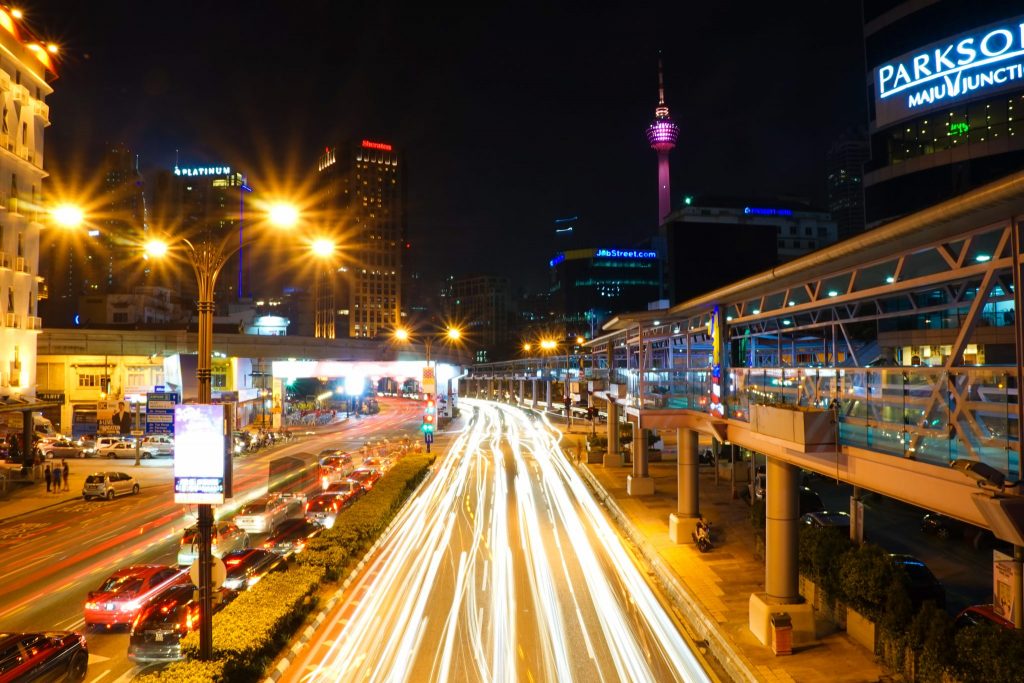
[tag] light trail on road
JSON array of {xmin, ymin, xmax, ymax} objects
[{"xmin": 290, "ymin": 399, "xmax": 711, "ymax": 683}]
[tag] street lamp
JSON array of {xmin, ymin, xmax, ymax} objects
[
  {"xmin": 309, "ymin": 237, "xmax": 338, "ymax": 339},
  {"xmin": 143, "ymin": 201, "xmax": 301, "ymax": 661}
]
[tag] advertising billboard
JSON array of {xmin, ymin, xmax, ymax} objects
[
  {"xmin": 173, "ymin": 404, "xmax": 226, "ymax": 504},
  {"xmin": 97, "ymin": 400, "xmax": 133, "ymax": 437},
  {"xmin": 873, "ymin": 15, "xmax": 1024, "ymax": 127}
]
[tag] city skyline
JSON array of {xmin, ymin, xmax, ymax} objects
[{"xmin": 34, "ymin": 1, "xmax": 865, "ymax": 290}]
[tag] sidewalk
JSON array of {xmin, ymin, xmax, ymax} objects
[
  {"xmin": 0, "ymin": 458, "xmax": 174, "ymax": 523},
  {"xmin": 560, "ymin": 425, "xmax": 886, "ymax": 683}
]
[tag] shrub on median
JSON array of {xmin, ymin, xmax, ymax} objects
[{"xmin": 133, "ymin": 659, "xmax": 225, "ymax": 683}]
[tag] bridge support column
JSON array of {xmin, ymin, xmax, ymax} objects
[
  {"xmin": 518, "ymin": 379, "xmax": 524, "ymax": 406},
  {"xmin": 627, "ymin": 422, "xmax": 654, "ymax": 495},
  {"xmin": 487, "ymin": 379, "xmax": 494, "ymax": 400},
  {"xmin": 669, "ymin": 427, "xmax": 700, "ymax": 543},
  {"xmin": 604, "ymin": 400, "xmax": 619, "ymax": 467},
  {"xmin": 545, "ymin": 381, "xmax": 553, "ymax": 410},
  {"xmin": 531, "ymin": 380, "xmax": 538, "ymax": 408},
  {"xmin": 749, "ymin": 457, "xmax": 814, "ymax": 648}
]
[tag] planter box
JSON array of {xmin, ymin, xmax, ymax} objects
[
  {"xmin": 846, "ymin": 606, "xmax": 876, "ymax": 653},
  {"xmin": 751, "ymin": 404, "xmax": 835, "ymax": 446}
]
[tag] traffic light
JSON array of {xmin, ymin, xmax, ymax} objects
[{"xmin": 422, "ymin": 397, "xmax": 436, "ymax": 433}]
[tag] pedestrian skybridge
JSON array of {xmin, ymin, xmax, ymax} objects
[{"xmin": 467, "ymin": 171, "xmax": 1024, "ymax": 541}]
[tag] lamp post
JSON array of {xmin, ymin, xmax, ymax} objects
[
  {"xmin": 144, "ymin": 201, "xmax": 302, "ymax": 661},
  {"xmin": 393, "ymin": 325, "xmax": 462, "ymax": 404}
]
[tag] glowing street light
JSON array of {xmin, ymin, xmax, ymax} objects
[
  {"xmin": 393, "ymin": 327, "xmax": 410, "ymax": 343},
  {"xmin": 540, "ymin": 339, "xmax": 557, "ymax": 351},
  {"xmin": 311, "ymin": 238, "xmax": 335, "ymax": 258},
  {"xmin": 267, "ymin": 202, "xmax": 299, "ymax": 229},
  {"xmin": 50, "ymin": 204, "xmax": 84, "ymax": 229},
  {"xmin": 143, "ymin": 239, "xmax": 169, "ymax": 258}
]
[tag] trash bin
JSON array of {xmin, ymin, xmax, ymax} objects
[{"xmin": 770, "ymin": 612, "xmax": 793, "ymax": 656}]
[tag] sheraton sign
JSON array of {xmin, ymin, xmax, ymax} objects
[{"xmin": 874, "ymin": 15, "xmax": 1024, "ymax": 127}]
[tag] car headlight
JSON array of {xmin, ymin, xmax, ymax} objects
[{"xmin": 222, "ymin": 578, "xmax": 243, "ymax": 590}]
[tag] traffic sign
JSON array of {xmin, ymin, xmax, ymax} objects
[
  {"xmin": 424, "ymin": 431, "xmax": 434, "ymax": 444},
  {"xmin": 130, "ymin": 429, "xmax": 145, "ymax": 437},
  {"xmin": 189, "ymin": 556, "xmax": 227, "ymax": 590}
]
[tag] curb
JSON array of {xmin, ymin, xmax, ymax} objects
[{"xmin": 574, "ymin": 461, "xmax": 761, "ymax": 683}]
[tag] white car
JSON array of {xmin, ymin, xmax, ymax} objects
[
  {"xmin": 141, "ymin": 435, "xmax": 174, "ymax": 457},
  {"xmin": 96, "ymin": 440, "xmax": 159, "ymax": 459},
  {"xmin": 234, "ymin": 495, "xmax": 296, "ymax": 534}
]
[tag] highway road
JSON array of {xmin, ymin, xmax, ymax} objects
[
  {"xmin": 0, "ymin": 397, "xmax": 426, "ymax": 683},
  {"xmin": 284, "ymin": 399, "xmax": 711, "ymax": 683}
]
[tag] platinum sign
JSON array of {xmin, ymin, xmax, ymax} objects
[{"xmin": 874, "ymin": 15, "xmax": 1024, "ymax": 127}]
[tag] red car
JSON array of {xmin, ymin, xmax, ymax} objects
[
  {"xmin": 84, "ymin": 565, "xmax": 189, "ymax": 628},
  {"xmin": 0, "ymin": 631, "xmax": 88, "ymax": 682},
  {"xmin": 347, "ymin": 468, "xmax": 381, "ymax": 491}
]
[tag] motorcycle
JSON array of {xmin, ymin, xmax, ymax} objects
[{"xmin": 692, "ymin": 518, "xmax": 713, "ymax": 553}]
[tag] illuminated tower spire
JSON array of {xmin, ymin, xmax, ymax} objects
[{"xmin": 646, "ymin": 55, "xmax": 679, "ymax": 223}]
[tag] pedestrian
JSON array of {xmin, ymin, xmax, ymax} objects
[
  {"xmin": 44, "ymin": 463, "xmax": 51, "ymax": 492},
  {"xmin": 62, "ymin": 459, "xmax": 70, "ymax": 492},
  {"xmin": 52, "ymin": 463, "xmax": 62, "ymax": 492}
]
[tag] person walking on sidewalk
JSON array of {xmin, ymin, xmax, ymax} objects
[
  {"xmin": 44, "ymin": 463, "xmax": 52, "ymax": 492},
  {"xmin": 62, "ymin": 459, "xmax": 70, "ymax": 492},
  {"xmin": 52, "ymin": 464, "xmax": 62, "ymax": 493}
]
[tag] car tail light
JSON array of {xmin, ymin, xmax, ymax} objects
[
  {"xmin": 84, "ymin": 601, "xmax": 98, "ymax": 610},
  {"xmin": 263, "ymin": 541, "xmax": 273, "ymax": 549}
]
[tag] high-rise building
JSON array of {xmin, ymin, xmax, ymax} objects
[
  {"xmin": 863, "ymin": 4, "xmax": 1024, "ymax": 227},
  {"xmin": 825, "ymin": 128, "xmax": 868, "ymax": 239},
  {"xmin": 41, "ymin": 143, "xmax": 145, "ymax": 326},
  {"xmin": 646, "ymin": 57, "xmax": 679, "ymax": 224},
  {"xmin": 317, "ymin": 139, "xmax": 404, "ymax": 338},
  {"xmin": 0, "ymin": 8, "xmax": 57, "ymax": 399},
  {"xmin": 150, "ymin": 164, "xmax": 252, "ymax": 307},
  {"xmin": 445, "ymin": 275, "xmax": 511, "ymax": 359}
]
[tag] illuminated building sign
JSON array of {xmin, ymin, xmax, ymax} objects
[
  {"xmin": 744, "ymin": 207, "xmax": 793, "ymax": 217},
  {"xmin": 173, "ymin": 165, "xmax": 231, "ymax": 177},
  {"xmin": 949, "ymin": 121, "xmax": 970, "ymax": 136},
  {"xmin": 549, "ymin": 253, "xmax": 566, "ymax": 267},
  {"xmin": 361, "ymin": 140, "xmax": 393, "ymax": 151},
  {"xmin": 874, "ymin": 15, "xmax": 1024, "ymax": 127},
  {"xmin": 593, "ymin": 248, "xmax": 657, "ymax": 259}
]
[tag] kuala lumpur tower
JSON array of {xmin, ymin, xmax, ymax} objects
[{"xmin": 646, "ymin": 56, "xmax": 679, "ymax": 224}]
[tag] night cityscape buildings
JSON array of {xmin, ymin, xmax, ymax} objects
[{"xmin": 825, "ymin": 127, "xmax": 868, "ymax": 239}]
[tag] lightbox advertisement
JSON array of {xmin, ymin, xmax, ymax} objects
[{"xmin": 173, "ymin": 404, "xmax": 225, "ymax": 504}]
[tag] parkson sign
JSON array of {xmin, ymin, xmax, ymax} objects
[{"xmin": 873, "ymin": 15, "xmax": 1024, "ymax": 127}]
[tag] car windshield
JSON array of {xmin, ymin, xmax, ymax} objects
[
  {"xmin": 307, "ymin": 497, "xmax": 337, "ymax": 511},
  {"xmin": 329, "ymin": 482, "xmax": 357, "ymax": 493},
  {"xmin": 239, "ymin": 501, "xmax": 269, "ymax": 514},
  {"xmin": 899, "ymin": 561, "xmax": 934, "ymax": 583},
  {"xmin": 85, "ymin": 474, "xmax": 106, "ymax": 484},
  {"xmin": 135, "ymin": 590, "xmax": 193, "ymax": 629},
  {"xmin": 98, "ymin": 576, "xmax": 143, "ymax": 593}
]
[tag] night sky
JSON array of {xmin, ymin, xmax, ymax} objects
[{"xmin": 31, "ymin": 1, "xmax": 865, "ymax": 293}]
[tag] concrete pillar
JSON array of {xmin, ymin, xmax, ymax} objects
[
  {"xmin": 604, "ymin": 400, "xmax": 620, "ymax": 467},
  {"xmin": 669, "ymin": 427, "xmax": 700, "ymax": 543},
  {"xmin": 545, "ymin": 380, "xmax": 553, "ymax": 410},
  {"xmin": 627, "ymin": 422, "xmax": 654, "ymax": 495},
  {"xmin": 518, "ymin": 379, "xmax": 525, "ymax": 406},
  {"xmin": 531, "ymin": 380, "xmax": 538, "ymax": 409},
  {"xmin": 487, "ymin": 379, "xmax": 494, "ymax": 400},
  {"xmin": 765, "ymin": 458, "xmax": 800, "ymax": 603}
]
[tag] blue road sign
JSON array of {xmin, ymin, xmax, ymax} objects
[{"xmin": 146, "ymin": 391, "xmax": 180, "ymax": 435}]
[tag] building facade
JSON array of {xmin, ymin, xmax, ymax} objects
[
  {"xmin": 317, "ymin": 139, "xmax": 404, "ymax": 338},
  {"xmin": 0, "ymin": 9, "xmax": 56, "ymax": 401},
  {"xmin": 863, "ymin": 3, "xmax": 1024, "ymax": 227},
  {"xmin": 445, "ymin": 275, "xmax": 511, "ymax": 359},
  {"xmin": 826, "ymin": 127, "xmax": 868, "ymax": 239}
]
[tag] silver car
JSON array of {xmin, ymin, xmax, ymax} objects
[
  {"xmin": 97, "ymin": 440, "xmax": 160, "ymax": 459},
  {"xmin": 176, "ymin": 521, "xmax": 249, "ymax": 567},
  {"xmin": 82, "ymin": 471, "xmax": 140, "ymax": 500},
  {"xmin": 233, "ymin": 495, "xmax": 293, "ymax": 534}
]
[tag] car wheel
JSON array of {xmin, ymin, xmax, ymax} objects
[
  {"xmin": 106, "ymin": 489, "xmax": 115, "ymax": 500},
  {"xmin": 132, "ymin": 484, "xmax": 140, "ymax": 495},
  {"xmin": 68, "ymin": 650, "xmax": 88, "ymax": 681},
  {"xmin": 83, "ymin": 495, "xmax": 91, "ymax": 501}
]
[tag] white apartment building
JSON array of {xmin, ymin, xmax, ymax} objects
[{"xmin": 0, "ymin": 9, "xmax": 56, "ymax": 399}]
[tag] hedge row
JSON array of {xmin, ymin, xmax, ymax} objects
[
  {"xmin": 136, "ymin": 454, "xmax": 435, "ymax": 682},
  {"xmin": 798, "ymin": 524, "xmax": 1024, "ymax": 683}
]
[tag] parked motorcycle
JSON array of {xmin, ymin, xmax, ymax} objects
[{"xmin": 692, "ymin": 518, "xmax": 713, "ymax": 553}]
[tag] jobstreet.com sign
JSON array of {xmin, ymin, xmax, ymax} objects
[{"xmin": 874, "ymin": 15, "xmax": 1024, "ymax": 127}]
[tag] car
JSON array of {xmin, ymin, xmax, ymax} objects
[
  {"xmin": 233, "ymin": 495, "xmax": 293, "ymax": 534},
  {"xmin": 305, "ymin": 493, "xmax": 350, "ymax": 529},
  {"xmin": 954, "ymin": 604, "xmax": 1015, "ymax": 631},
  {"xmin": 0, "ymin": 631, "xmax": 89, "ymax": 682},
  {"xmin": 920, "ymin": 512, "xmax": 962, "ymax": 540},
  {"xmin": 800, "ymin": 510, "xmax": 851, "ymax": 533},
  {"xmin": 324, "ymin": 478, "xmax": 364, "ymax": 498},
  {"xmin": 36, "ymin": 436, "xmax": 86, "ymax": 460},
  {"xmin": 319, "ymin": 454, "xmax": 354, "ymax": 488},
  {"xmin": 799, "ymin": 486, "xmax": 826, "ymax": 516},
  {"xmin": 82, "ymin": 472, "xmax": 140, "ymax": 500},
  {"xmin": 220, "ymin": 548, "xmax": 287, "ymax": 591},
  {"xmin": 127, "ymin": 584, "xmax": 230, "ymax": 663},
  {"xmin": 348, "ymin": 468, "xmax": 382, "ymax": 491},
  {"xmin": 176, "ymin": 521, "xmax": 249, "ymax": 567},
  {"xmin": 140, "ymin": 435, "xmax": 174, "ymax": 457},
  {"xmin": 261, "ymin": 518, "xmax": 323, "ymax": 557},
  {"xmin": 96, "ymin": 440, "xmax": 159, "ymax": 459},
  {"xmin": 83, "ymin": 436, "xmax": 122, "ymax": 457},
  {"xmin": 890, "ymin": 553, "xmax": 946, "ymax": 610},
  {"xmin": 83, "ymin": 565, "xmax": 189, "ymax": 628}
]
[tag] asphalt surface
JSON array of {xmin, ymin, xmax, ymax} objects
[
  {"xmin": 281, "ymin": 399, "xmax": 711, "ymax": 683},
  {"xmin": 0, "ymin": 397, "xmax": 427, "ymax": 683}
]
